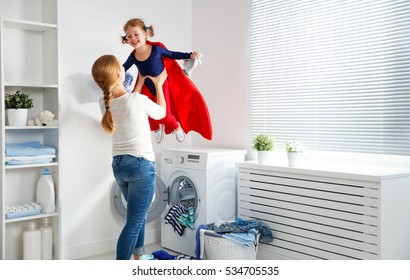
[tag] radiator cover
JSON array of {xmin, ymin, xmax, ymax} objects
[{"xmin": 237, "ymin": 162, "xmax": 410, "ymax": 260}]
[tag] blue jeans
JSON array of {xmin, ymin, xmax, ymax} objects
[{"xmin": 112, "ymin": 155, "xmax": 156, "ymax": 260}]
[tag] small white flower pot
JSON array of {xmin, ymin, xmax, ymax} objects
[
  {"xmin": 287, "ymin": 152, "xmax": 304, "ymax": 167},
  {"xmin": 257, "ymin": 151, "xmax": 275, "ymax": 164},
  {"xmin": 7, "ymin": 108, "xmax": 28, "ymax": 126}
]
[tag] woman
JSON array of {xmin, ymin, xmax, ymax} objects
[{"xmin": 91, "ymin": 54, "xmax": 167, "ymax": 260}]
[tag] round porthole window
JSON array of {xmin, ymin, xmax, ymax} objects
[{"xmin": 169, "ymin": 176, "xmax": 198, "ymax": 219}]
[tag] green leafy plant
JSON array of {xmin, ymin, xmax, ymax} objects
[
  {"xmin": 252, "ymin": 133, "xmax": 275, "ymax": 151},
  {"xmin": 286, "ymin": 141, "xmax": 304, "ymax": 153},
  {"xmin": 5, "ymin": 90, "xmax": 34, "ymax": 109}
]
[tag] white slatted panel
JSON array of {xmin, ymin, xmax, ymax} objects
[
  {"xmin": 238, "ymin": 168, "xmax": 380, "ymax": 260},
  {"xmin": 250, "ymin": 0, "xmax": 410, "ymax": 155}
]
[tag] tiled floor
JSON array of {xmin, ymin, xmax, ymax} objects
[{"xmin": 78, "ymin": 243, "xmax": 179, "ymax": 260}]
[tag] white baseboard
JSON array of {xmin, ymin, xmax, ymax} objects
[{"xmin": 61, "ymin": 228, "xmax": 160, "ymax": 260}]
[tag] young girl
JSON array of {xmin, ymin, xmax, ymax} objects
[
  {"xmin": 92, "ymin": 54, "xmax": 167, "ymax": 260},
  {"xmin": 121, "ymin": 18, "xmax": 212, "ymax": 143}
]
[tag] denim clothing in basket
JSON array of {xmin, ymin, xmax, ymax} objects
[
  {"xmin": 208, "ymin": 218, "xmax": 273, "ymax": 243},
  {"xmin": 112, "ymin": 155, "xmax": 156, "ymax": 260}
]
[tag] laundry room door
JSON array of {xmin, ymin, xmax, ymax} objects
[{"xmin": 111, "ymin": 176, "xmax": 167, "ymax": 223}]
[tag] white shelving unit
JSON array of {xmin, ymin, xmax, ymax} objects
[{"xmin": 0, "ymin": 0, "xmax": 60, "ymax": 260}]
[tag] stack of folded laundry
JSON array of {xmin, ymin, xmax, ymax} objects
[
  {"xmin": 5, "ymin": 202, "xmax": 42, "ymax": 219},
  {"xmin": 5, "ymin": 141, "xmax": 56, "ymax": 166}
]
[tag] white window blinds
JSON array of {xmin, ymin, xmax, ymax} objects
[{"xmin": 250, "ymin": 0, "xmax": 410, "ymax": 155}]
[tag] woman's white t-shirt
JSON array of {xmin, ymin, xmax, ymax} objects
[{"xmin": 99, "ymin": 92, "xmax": 165, "ymax": 161}]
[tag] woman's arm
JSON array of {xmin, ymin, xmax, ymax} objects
[
  {"xmin": 148, "ymin": 69, "xmax": 167, "ymax": 114},
  {"xmin": 134, "ymin": 72, "xmax": 146, "ymax": 93}
]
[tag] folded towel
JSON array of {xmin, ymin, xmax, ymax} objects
[
  {"xmin": 6, "ymin": 158, "xmax": 54, "ymax": 165},
  {"xmin": 5, "ymin": 154, "xmax": 56, "ymax": 165},
  {"xmin": 5, "ymin": 155, "xmax": 56, "ymax": 161},
  {"xmin": 5, "ymin": 141, "xmax": 56, "ymax": 156},
  {"xmin": 6, "ymin": 209, "xmax": 41, "ymax": 219},
  {"xmin": 7, "ymin": 202, "xmax": 42, "ymax": 212}
]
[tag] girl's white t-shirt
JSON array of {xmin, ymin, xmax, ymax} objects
[{"xmin": 99, "ymin": 92, "xmax": 165, "ymax": 161}]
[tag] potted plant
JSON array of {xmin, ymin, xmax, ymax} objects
[
  {"xmin": 5, "ymin": 90, "xmax": 33, "ymax": 126},
  {"xmin": 286, "ymin": 141, "xmax": 304, "ymax": 167},
  {"xmin": 252, "ymin": 133, "xmax": 275, "ymax": 164}
]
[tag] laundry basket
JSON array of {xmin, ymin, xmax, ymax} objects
[{"xmin": 203, "ymin": 231, "xmax": 259, "ymax": 260}]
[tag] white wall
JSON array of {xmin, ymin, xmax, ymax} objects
[
  {"xmin": 59, "ymin": 0, "xmax": 252, "ymax": 259},
  {"xmin": 59, "ymin": 0, "xmax": 200, "ymax": 259},
  {"xmin": 191, "ymin": 0, "xmax": 251, "ymax": 155}
]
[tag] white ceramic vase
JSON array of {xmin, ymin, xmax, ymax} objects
[
  {"xmin": 257, "ymin": 151, "xmax": 274, "ymax": 164},
  {"xmin": 7, "ymin": 108, "xmax": 28, "ymax": 126},
  {"xmin": 287, "ymin": 152, "xmax": 303, "ymax": 167}
]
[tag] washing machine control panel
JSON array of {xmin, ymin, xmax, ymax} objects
[
  {"xmin": 178, "ymin": 155, "xmax": 185, "ymax": 164},
  {"xmin": 162, "ymin": 151, "xmax": 208, "ymax": 170}
]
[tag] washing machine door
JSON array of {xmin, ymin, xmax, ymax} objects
[
  {"xmin": 169, "ymin": 176, "xmax": 199, "ymax": 220},
  {"xmin": 111, "ymin": 176, "xmax": 167, "ymax": 223}
]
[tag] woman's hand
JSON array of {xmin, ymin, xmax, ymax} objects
[{"xmin": 148, "ymin": 69, "xmax": 168, "ymax": 88}]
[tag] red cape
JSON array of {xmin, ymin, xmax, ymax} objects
[{"xmin": 132, "ymin": 41, "xmax": 213, "ymax": 140}]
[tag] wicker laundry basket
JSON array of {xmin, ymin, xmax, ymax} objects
[{"xmin": 203, "ymin": 232, "xmax": 259, "ymax": 260}]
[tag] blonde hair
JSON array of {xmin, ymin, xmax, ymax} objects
[
  {"xmin": 91, "ymin": 55, "xmax": 120, "ymax": 134},
  {"xmin": 121, "ymin": 18, "xmax": 154, "ymax": 44}
]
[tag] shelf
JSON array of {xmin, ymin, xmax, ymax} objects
[
  {"xmin": 3, "ymin": 18, "xmax": 57, "ymax": 32},
  {"xmin": 4, "ymin": 83, "xmax": 58, "ymax": 89},
  {"xmin": 5, "ymin": 162, "xmax": 58, "ymax": 170},
  {"xmin": 5, "ymin": 212, "xmax": 59, "ymax": 224},
  {"xmin": 5, "ymin": 126, "xmax": 59, "ymax": 130},
  {"xmin": 1, "ymin": 0, "xmax": 60, "ymax": 260}
]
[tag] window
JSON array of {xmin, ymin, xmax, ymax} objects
[{"xmin": 250, "ymin": 0, "xmax": 410, "ymax": 155}]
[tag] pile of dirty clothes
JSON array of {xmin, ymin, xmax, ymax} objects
[
  {"xmin": 141, "ymin": 250, "xmax": 195, "ymax": 260},
  {"xmin": 195, "ymin": 218, "xmax": 273, "ymax": 260}
]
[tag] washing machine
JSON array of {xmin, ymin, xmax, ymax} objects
[{"xmin": 160, "ymin": 147, "xmax": 247, "ymax": 257}]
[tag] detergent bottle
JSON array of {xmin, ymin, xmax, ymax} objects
[
  {"xmin": 39, "ymin": 217, "xmax": 53, "ymax": 260},
  {"xmin": 36, "ymin": 168, "xmax": 56, "ymax": 214},
  {"xmin": 23, "ymin": 222, "xmax": 41, "ymax": 260}
]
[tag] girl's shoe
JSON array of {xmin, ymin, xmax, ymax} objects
[
  {"xmin": 155, "ymin": 125, "xmax": 164, "ymax": 144},
  {"xmin": 173, "ymin": 124, "xmax": 185, "ymax": 142}
]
